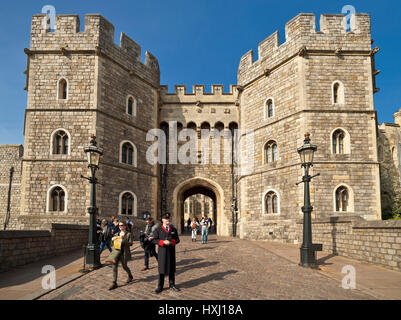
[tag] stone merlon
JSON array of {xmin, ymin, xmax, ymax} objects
[
  {"xmin": 238, "ymin": 13, "xmax": 372, "ymax": 85},
  {"xmin": 30, "ymin": 14, "xmax": 159, "ymax": 76},
  {"xmin": 160, "ymin": 85, "xmax": 240, "ymax": 104}
]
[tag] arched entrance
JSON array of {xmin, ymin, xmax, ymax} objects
[
  {"xmin": 182, "ymin": 186, "xmax": 217, "ymax": 234},
  {"xmin": 172, "ymin": 177, "xmax": 227, "ymax": 235}
]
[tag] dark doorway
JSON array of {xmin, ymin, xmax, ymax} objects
[{"xmin": 181, "ymin": 186, "xmax": 217, "ymax": 234}]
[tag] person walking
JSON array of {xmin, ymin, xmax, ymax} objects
[
  {"xmin": 152, "ymin": 212, "xmax": 180, "ymax": 293},
  {"xmin": 111, "ymin": 219, "xmax": 120, "ymax": 235},
  {"xmin": 190, "ymin": 217, "xmax": 199, "ymax": 242},
  {"xmin": 207, "ymin": 216, "xmax": 213, "ymax": 233},
  {"xmin": 187, "ymin": 217, "xmax": 191, "ymax": 232},
  {"xmin": 200, "ymin": 216, "xmax": 210, "ymax": 244},
  {"xmin": 142, "ymin": 217, "xmax": 158, "ymax": 271},
  {"xmin": 125, "ymin": 217, "xmax": 133, "ymax": 233},
  {"xmin": 98, "ymin": 219, "xmax": 112, "ymax": 255},
  {"xmin": 106, "ymin": 221, "xmax": 134, "ymax": 290}
]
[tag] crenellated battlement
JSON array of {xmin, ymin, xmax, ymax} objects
[
  {"xmin": 30, "ymin": 13, "xmax": 159, "ymax": 80},
  {"xmin": 238, "ymin": 13, "xmax": 372, "ymax": 85},
  {"xmin": 160, "ymin": 84, "xmax": 240, "ymax": 104}
]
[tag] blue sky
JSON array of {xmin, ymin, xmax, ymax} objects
[{"xmin": 0, "ymin": 0, "xmax": 400, "ymax": 145}]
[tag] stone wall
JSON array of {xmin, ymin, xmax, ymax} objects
[
  {"xmin": 0, "ymin": 145, "xmax": 23, "ymax": 230},
  {"xmin": 297, "ymin": 217, "xmax": 401, "ymax": 272},
  {"xmin": 0, "ymin": 223, "xmax": 88, "ymax": 273},
  {"xmin": 241, "ymin": 216, "xmax": 401, "ymax": 272}
]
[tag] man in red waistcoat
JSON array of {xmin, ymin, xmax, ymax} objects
[{"xmin": 152, "ymin": 212, "xmax": 181, "ymax": 293}]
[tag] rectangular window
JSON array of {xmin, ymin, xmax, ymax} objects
[
  {"xmin": 128, "ymin": 149, "xmax": 133, "ymax": 165},
  {"xmin": 57, "ymin": 136, "xmax": 62, "ymax": 154},
  {"xmin": 122, "ymin": 147, "xmax": 127, "ymax": 164},
  {"xmin": 267, "ymin": 147, "xmax": 272, "ymax": 163},
  {"xmin": 63, "ymin": 137, "xmax": 68, "ymax": 154},
  {"xmin": 53, "ymin": 196, "xmax": 58, "ymax": 212},
  {"xmin": 60, "ymin": 194, "xmax": 65, "ymax": 211},
  {"xmin": 268, "ymin": 104, "xmax": 273, "ymax": 117}
]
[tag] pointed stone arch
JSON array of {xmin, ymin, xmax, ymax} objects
[{"xmin": 172, "ymin": 176, "xmax": 227, "ymax": 235}]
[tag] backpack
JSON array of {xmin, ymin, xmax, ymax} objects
[{"xmin": 126, "ymin": 221, "xmax": 132, "ymax": 232}]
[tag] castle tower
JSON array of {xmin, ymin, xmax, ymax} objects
[
  {"xmin": 237, "ymin": 13, "xmax": 381, "ymax": 241},
  {"xmin": 19, "ymin": 14, "xmax": 159, "ymax": 228},
  {"xmin": 159, "ymin": 85, "xmax": 240, "ymax": 235}
]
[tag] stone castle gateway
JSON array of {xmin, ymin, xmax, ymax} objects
[{"xmin": 1, "ymin": 12, "xmax": 400, "ymax": 246}]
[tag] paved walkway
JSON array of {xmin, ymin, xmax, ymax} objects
[{"xmin": 1, "ymin": 235, "xmax": 401, "ymax": 300}]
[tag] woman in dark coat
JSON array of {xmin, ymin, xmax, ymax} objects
[
  {"xmin": 152, "ymin": 212, "xmax": 180, "ymax": 293},
  {"xmin": 106, "ymin": 221, "xmax": 134, "ymax": 290}
]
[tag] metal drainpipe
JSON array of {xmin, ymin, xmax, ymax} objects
[
  {"xmin": 4, "ymin": 167, "xmax": 15, "ymax": 230},
  {"xmin": 231, "ymin": 126, "xmax": 236, "ymax": 237}
]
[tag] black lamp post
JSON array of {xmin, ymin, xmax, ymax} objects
[
  {"xmin": 296, "ymin": 133, "xmax": 320, "ymax": 267},
  {"xmin": 82, "ymin": 135, "xmax": 103, "ymax": 269}
]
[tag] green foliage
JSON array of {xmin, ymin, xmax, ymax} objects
[{"xmin": 386, "ymin": 194, "xmax": 401, "ymax": 220}]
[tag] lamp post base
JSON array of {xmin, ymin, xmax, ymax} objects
[
  {"xmin": 299, "ymin": 246, "xmax": 316, "ymax": 267},
  {"xmin": 85, "ymin": 244, "xmax": 101, "ymax": 269}
]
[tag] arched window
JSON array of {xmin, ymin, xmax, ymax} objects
[
  {"xmin": 119, "ymin": 191, "xmax": 137, "ymax": 216},
  {"xmin": 228, "ymin": 122, "xmax": 238, "ymax": 132},
  {"xmin": 51, "ymin": 187, "xmax": 65, "ymax": 211},
  {"xmin": 333, "ymin": 83, "xmax": 339, "ymax": 103},
  {"xmin": 264, "ymin": 140, "xmax": 278, "ymax": 163},
  {"xmin": 52, "ymin": 130, "xmax": 69, "ymax": 155},
  {"xmin": 263, "ymin": 190, "xmax": 279, "ymax": 214},
  {"xmin": 264, "ymin": 98, "xmax": 275, "ymax": 120},
  {"xmin": 47, "ymin": 185, "xmax": 67, "ymax": 212},
  {"xmin": 335, "ymin": 186, "xmax": 349, "ymax": 212},
  {"xmin": 121, "ymin": 192, "xmax": 134, "ymax": 215},
  {"xmin": 201, "ymin": 122, "xmax": 211, "ymax": 131},
  {"xmin": 332, "ymin": 81, "xmax": 344, "ymax": 105},
  {"xmin": 177, "ymin": 122, "xmax": 184, "ymax": 134},
  {"xmin": 127, "ymin": 98, "xmax": 133, "ymax": 115},
  {"xmin": 214, "ymin": 122, "xmax": 225, "ymax": 131},
  {"xmin": 120, "ymin": 141, "xmax": 137, "ymax": 166},
  {"xmin": 332, "ymin": 129, "xmax": 345, "ymax": 154},
  {"xmin": 187, "ymin": 122, "xmax": 197, "ymax": 131},
  {"xmin": 126, "ymin": 96, "xmax": 137, "ymax": 116},
  {"xmin": 58, "ymin": 78, "xmax": 68, "ymax": 100},
  {"xmin": 331, "ymin": 128, "xmax": 350, "ymax": 154}
]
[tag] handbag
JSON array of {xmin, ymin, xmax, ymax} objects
[
  {"xmin": 105, "ymin": 249, "xmax": 121, "ymax": 264},
  {"xmin": 113, "ymin": 235, "xmax": 123, "ymax": 250}
]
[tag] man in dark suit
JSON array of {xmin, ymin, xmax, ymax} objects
[{"xmin": 152, "ymin": 212, "xmax": 180, "ymax": 293}]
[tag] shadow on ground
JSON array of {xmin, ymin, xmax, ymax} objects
[{"xmin": 0, "ymin": 249, "xmax": 84, "ymax": 289}]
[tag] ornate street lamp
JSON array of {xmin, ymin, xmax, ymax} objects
[
  {"xmin": 296, "ymin": 133, "xmax": 321, "ymax": 267},
  {"xmin": 82, "ymin": 135, "xmax": 103, "ymax": 269}
]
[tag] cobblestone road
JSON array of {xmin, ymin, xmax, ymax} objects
[{"xmin": 39, "ymin": 235, "xmax": 374, "ymax": 300}]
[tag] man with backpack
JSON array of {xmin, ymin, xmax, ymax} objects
[
  {"xmin": 125, "ymin": 217, "xmax": 133, "ymax": 233},
  {"xmin": 99, "ymin": 219, "xmax": 113, "ymax": 255}
]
